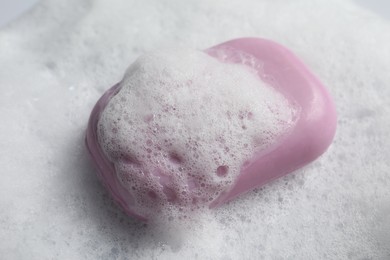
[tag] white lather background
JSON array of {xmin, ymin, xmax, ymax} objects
[{"xmin": 0, "ymin": 0, "xmax": 389, "ymax": 259}]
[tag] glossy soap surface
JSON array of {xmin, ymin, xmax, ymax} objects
[
  {"xmin": 208, "ymin": 38, "xmax": 337, "ymax": 207},
  {"xmin": 86, "ymin": 38, "xmax": 337, "ymax": 221}
]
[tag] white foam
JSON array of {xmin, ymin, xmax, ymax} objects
[
  {"xmin": 1, "ymin": 0, "xmax": 390, "ymax": 259},
  {"xmin": 97, "ymin": 49, "xmax": 296, "ymax": 219}
]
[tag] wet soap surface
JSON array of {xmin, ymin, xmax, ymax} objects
[
  {"xmin": 1, "ymin": 0, "xmax": 390, "ymax": 259},
  {"xmin": 87, "ymin": 47, "xmax": 298, "ymax": 221},
  {"xmin": 87, "ymin": 41, "xmax": 336, "ymax": 221}
]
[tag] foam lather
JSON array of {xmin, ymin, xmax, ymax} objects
[{"xmin": 85, "ymin": 38, "xmax": 337, "ymax": 221}]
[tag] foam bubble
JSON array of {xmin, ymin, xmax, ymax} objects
[{"xmin": 97, "ymin": 48, "xmax": 296, "ymax": 219}]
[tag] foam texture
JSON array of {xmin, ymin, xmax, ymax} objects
[
  {"xmin": 97, "ymin": 49, "xmax": 295, "ymax": 219},
  {"xmin": 0, "ymin": 0, "xmax": 389, "ymax": 259}
]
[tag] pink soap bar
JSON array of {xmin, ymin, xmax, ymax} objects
[
  {"xmin": 85, "ymin": 38, "xmax": 336, "ymax": 221},
  {"xmin": 207, "ymin": 38, "xmax": 337, "ymax": 207}
]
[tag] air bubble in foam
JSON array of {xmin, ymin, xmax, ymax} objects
[
  {"xmin": 97, "ymin": 48, "xmax": 297, "ymax": 220},
  {"xmin": 216, "ymin": 165, "xmax": 229, "ymax": 177}
]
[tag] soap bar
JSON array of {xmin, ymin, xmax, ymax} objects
[
  {"xmin": 207, "ymin": 38, "xmax": 337, "ymax": 207},
  {"xmin": 85, "ymin": 38, "xmax": 337, "ymax": 221}
]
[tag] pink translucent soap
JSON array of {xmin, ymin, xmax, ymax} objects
[{"xmin": 85, "ymin": 38, "xmax": 337, "ymax": 221}]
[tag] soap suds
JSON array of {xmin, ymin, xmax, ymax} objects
[
  {"xmin": 1, "ymin": 0, "xmax": 390, "ymax": 259},
  {"xmin": 97, "ymin": 49, "xmax": 296, "ymax": 219}
]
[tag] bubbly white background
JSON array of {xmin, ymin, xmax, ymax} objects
[{"xmin": 0, "ymin": 0, "xmax": 389, "ymax": 259}]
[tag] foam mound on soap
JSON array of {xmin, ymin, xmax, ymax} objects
[{"xmin": 97, "ymin": 49, "xmax": 296, "ymax": 219}]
